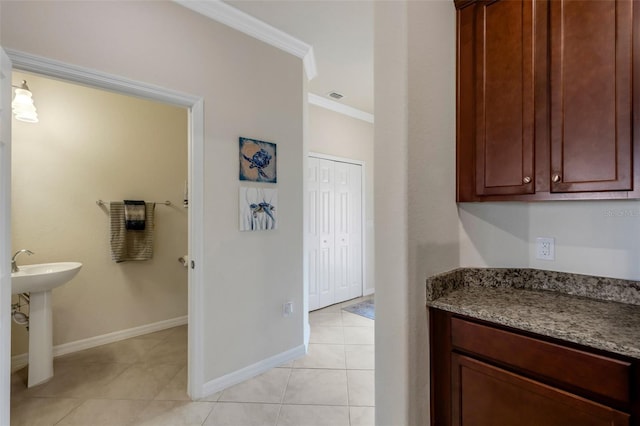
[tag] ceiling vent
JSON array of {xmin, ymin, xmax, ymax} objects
[{"xmin": 327, "ymin": 91, "xmax": 344, "ymax": 100}]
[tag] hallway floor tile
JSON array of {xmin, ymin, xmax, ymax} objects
[{"xmin": 10, "ymin": 295, "xmax": 374, "ymax": 425}]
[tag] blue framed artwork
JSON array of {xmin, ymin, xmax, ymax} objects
[{"xmin": 239, "ymin": 137, "xmax": 277, "ymax": 183}]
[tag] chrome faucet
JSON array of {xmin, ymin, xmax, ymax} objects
[{"xmin": 11, "ymin": 249, "xmax": 34, "ymax": 273}]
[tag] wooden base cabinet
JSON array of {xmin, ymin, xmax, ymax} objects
[
  {"xmin": 455, "ymin": 0, "xmax": 640, "ymax": 202},
  {"xmin": 452, "ymin": 354, "xmax": 629, "ymax": 426},
  {"xmin": 430, "ymin": 308, "xmax": 640, "ymax": 425}
]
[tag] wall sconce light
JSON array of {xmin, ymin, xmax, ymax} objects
[{"xmin": 12, "ymin": 80, "xmax": 39, "ymax": 123}]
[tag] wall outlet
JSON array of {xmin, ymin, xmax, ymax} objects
[
  {"xmin": 536, "ymin": 237, "xmax": 555, "ymax": 261},
  {"xmin": 283, "ymin": 301, "xmax": 293, "ymax": 317}
]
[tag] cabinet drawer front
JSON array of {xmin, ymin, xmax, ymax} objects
[
  {"xmin": 451, "ymin": 317, "xmax": 631, "ymax": 403},
  {"xmin": 452, "ymin": 354, "xmax": 630, "ymax": 426}
]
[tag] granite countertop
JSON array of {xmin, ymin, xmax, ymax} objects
[{"xmin": 426, "ymin": 268, "xmax": 640, "ymax": 359}]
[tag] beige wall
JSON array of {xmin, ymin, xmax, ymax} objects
[
  {"xmin": 375, "ymin": 1, "xmax": 459, "ymax": 422},
  {"xmin": 406, "ymin": 2, "xmax": 458, "ymax": 424},
  {"xmin": 458, "ymin": 203, "xmax": 530, "ymax": 268},
  {"xmin": 374, "ymin": 2, "xmax": 411, "ymax": 424},
  {"xmin": 527, "ymin": 200, "xmax": 640, "ymax": 279},
  {"xmin": 461, "ymin": 200, "xmax": 640, "ymax": 280},
  {"xmin": 10, "ymin": 71, "xmax": 188, "ymax": 356},
  {"xmin": 308, "ymin": 105, "xmax": 375, "ymax": 295},
  {"xmin": 2, "ymin": 0, "xmax": 304, "ymax": 386}
]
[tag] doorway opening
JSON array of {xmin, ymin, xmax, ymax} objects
[
  {"xmin": 3, "ymin": 49, "xmax": 205, "ymax": 413},
  {"xmin": 10, "ymin": 68, "xmax": 188, "ymax": 392}
]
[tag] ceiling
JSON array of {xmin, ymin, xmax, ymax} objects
[{"xmin": 224, "ymin": 0, "xmax": 374, "ymax": 115}]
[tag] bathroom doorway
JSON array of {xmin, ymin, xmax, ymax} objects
[
  {"xmin": 10, "ymin": 68, "xmax": 189, "ymax": 370},
  {"xmin": 4, "ymin": 50, "xmax": 206, "ymax": 414}
]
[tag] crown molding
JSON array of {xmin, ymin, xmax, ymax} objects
[
  {"xmin": 175, "ymin": 0, "xmax": 317, "ymax": 80},
  {"xmin": 303, "ymin": 46, "xmax": 317, "ymax": 81},
  {"xmin": 308, "ymin": 93, "xmax": 374, "ymax": 124}
]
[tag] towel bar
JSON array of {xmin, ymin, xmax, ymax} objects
[{"xmin": 96, "ymin": 200, "xmax": 172, "ymax": 206}]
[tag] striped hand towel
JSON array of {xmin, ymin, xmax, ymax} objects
[{"xmin": 110, "ymin": 201, "xmax": 155, "ymax": 262}]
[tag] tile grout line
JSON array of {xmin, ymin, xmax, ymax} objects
[
  {"xmin": 344, "ymin": 313, "xmax": 353, "ymax": 426},
  {"xmin": 51, "ymin": 398, "xmax": 86, "ymax": 426},
  {"xmin": 200, "ymin": 398, "xmax": 218, "ymax": 426},
  {"xmin": 274, "ymin": 363, "xmax": 294, "ymax": 425}
]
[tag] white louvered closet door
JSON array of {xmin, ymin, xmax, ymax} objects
[{"xmin": 307, "ymin": 157, "xmax": 363, "ymax": 311}]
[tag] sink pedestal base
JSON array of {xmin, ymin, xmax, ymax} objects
[{"xmin": 27, "ymin": 290, "xmax": 53, "ymax": 387}]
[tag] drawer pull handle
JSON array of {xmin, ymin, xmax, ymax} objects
[{"xmin": 552, "ymin": 173, "xmax": 561, "ymax": 183}]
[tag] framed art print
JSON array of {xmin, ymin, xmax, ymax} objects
[
  {"xmin": 239, "ymin": 137, "xmax": 277, "ymax": 183},
  {"xmin": 239, "ymin": 186, "xmax": 277, "ymax": 231}
]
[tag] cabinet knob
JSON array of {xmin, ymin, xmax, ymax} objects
[
  {"xmin": 552, "ymin": 173, "xmax": 561, "ymax": 183},
  {"xmin": 523, "ymin": 176, "xmax": 532, "ymax": 184}
]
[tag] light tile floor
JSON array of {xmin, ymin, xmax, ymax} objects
[{"xmin": 10, "ymin": 296, "xmax": 374, "ymax": 426}]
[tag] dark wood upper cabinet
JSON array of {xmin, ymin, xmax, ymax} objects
[
  {"xmin": 474, "ymin": 0, "xmax": 535, "ymax": 196},
  {"xmin": 456, "ymin": 0, "xmax": 639, "ymax": 201},
  {"xmin": 550, "ymin": 0, "xmax": 633, "ymax": 193}
]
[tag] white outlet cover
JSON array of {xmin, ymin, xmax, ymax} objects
[
  {"xmin": 283, "ymin": 302, "xmax": 293, "ymax": 316},
  {"xmin": 536, "ymin": 237, "xmax": 555, "ymax": 261}
]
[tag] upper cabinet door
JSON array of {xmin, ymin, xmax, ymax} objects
[
  {"xmin": 549, "ymin": 0, "xmax": 633, "ymax": 193},
  {"xmin": 474, "ymin": 0, "xmax": 536, "ymax": 196}
]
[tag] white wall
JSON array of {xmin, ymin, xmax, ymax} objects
[
  {"xmin": 2, "ymin": 0, "xmax": 304, "ymax": 388},
  {"xmin": 308, "ymin": 105, "xmax": 375, "ymax": 295},
  {"xmin": 10, "ymin": 71, "xmax": 188, "ymax": 356}
]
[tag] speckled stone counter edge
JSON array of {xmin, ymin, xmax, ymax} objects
[{"xmin": 426, "ymin": 267, "xmax": 640, "ymax": 306}]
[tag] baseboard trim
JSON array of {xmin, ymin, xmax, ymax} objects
[
  {"xmin": 201, "ymin": 344, "xmax": 306, "ymax": 398},
  {"xmin": 11, "ymin": 316, "xmax": 188, "ymax": 372},
  {"xmin": 10, "ymin": 355, "xmax": 27, "ymax": 373},
  {"xmin": 364, "ymin": 288, "xmax": 375, "ymax": 297}
]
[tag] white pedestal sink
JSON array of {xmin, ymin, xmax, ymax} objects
[{"xmin": 11, "ymin": 262, "xmax": 82, "ymax": 387}]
